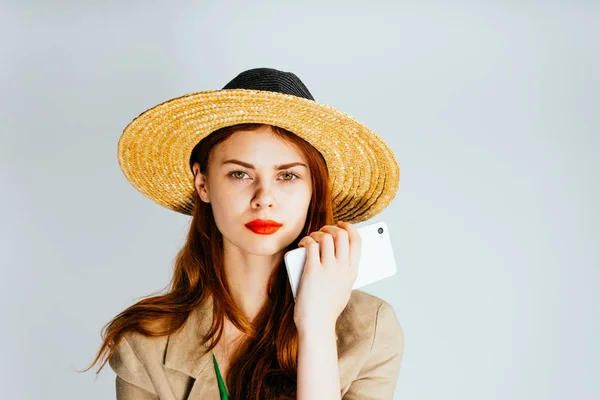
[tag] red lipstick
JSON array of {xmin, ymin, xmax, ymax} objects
[{"xmin": 245, "ymin": 219, "xmax": 282, "ymax": 235}]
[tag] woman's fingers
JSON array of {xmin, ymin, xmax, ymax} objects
[
  {"xmin": 298, "ymin": 222, "xmax": 358, "ymax": 272},
  {"xmin": 307, "ymin": 231, "xmax": 335, "ymax": 266},
  {"xmin": 318, "ymin": 225, "xmax": 350, "ymax": 266},
  {"xmin": 337, "ymin": 221, "xmax": 361, "ymax": 273},
  {"xmin": 300, "ymin": 236, "xmax": 320, "ymax": 274}
]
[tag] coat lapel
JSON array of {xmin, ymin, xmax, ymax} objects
[{"xmin": 163, "ymin": 294, "xmax": 222, "ymax": 399}]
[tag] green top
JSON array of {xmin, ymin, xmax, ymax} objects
[{"xmin": 212, "ymin": 353, "xmax": 229, "ymax": 400}]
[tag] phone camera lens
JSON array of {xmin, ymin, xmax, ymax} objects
[{"xmin": 378, "ymin": 227, "xmax": 384, "ymax": 234}]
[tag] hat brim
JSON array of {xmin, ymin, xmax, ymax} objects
[{"xmin": 117, "ymin": 89, "xmax": 399, "ymax": 223}]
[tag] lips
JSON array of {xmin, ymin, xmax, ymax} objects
[{"xmin": 245, "ymin": 219, "xmax": 282, "ymax": 235}]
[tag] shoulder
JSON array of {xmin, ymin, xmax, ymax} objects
[
  {"xmin": 337, "ymin": 290, "xmax": 405, "ymax": 396},
  {"xmin": 337, "ymin": 289, "xmax": 401, "ymax": 340},
  {"xmin": 336, "ymin": 289, "xmax": 404, "ymax": 366},
  {"xmin": 351, "ymin": 289, "xmax": 402, "ymax": 336},
  {"xmin": 347, "ymin": 288, "xmax": 392, "ymax": 310},
  {"xmin": 108, "ymin": 332, "xmax": 168, "ymax": 394}
]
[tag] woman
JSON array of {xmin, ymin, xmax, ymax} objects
[{"xmin": 80, "ymin": 68, "xmax": 404, "ymax": 399}]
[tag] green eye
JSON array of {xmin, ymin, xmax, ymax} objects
[
  {"xmin": 228, "ymin": 171, "xmax": 299, "ymax": 181},
  {"xmin": 230, "ymin": 171, "xmax": 248, "ymax": 179}
]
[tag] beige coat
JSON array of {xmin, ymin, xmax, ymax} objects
[{"xmin": 108, "ymin": 289, "xmax": 405, "ymax": 399}]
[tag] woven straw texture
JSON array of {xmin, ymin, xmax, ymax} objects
[{"xmin": 117, "ymin": 88, "xmax": 400, "ymax": 223}]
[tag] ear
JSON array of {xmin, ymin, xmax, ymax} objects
[{"xmin": 192, "ymin": 162, "xmax": 210, "ymax": 204}]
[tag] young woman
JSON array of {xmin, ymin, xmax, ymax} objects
[{"xmin": 81, "ymin": 68, "xmax": 404, "ymax": 399}]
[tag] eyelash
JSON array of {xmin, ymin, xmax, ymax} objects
[{"xmin": 228, "ymin": 170, "xmax": 300, "ymax": 182}]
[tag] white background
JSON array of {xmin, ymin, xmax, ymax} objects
[{"xmin": 1, "ymin": 0, "xmax": 598, "ymax": 399}]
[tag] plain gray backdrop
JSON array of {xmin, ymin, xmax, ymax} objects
[{"xmin": 1, "ymin": 0, "xmax": 598, "ymax": 399}]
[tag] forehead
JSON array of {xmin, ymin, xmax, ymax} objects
[{"xmin": 211, "ymin": 127, "xmax": 305, "ymax": 163}]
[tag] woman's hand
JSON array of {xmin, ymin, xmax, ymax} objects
[{"xmin": 293, "ymin": 221, "xmax": 362, "ymax": 336}]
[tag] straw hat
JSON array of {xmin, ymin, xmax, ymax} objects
[{"xmin": 117, "ymin": 67, "xmax": 400, "ymax": 223}]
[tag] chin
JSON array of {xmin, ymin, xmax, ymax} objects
[
  {"xmin": 242, "ymin": 235, "xmax": 290, "ymax": 255},
  {"xmin": 244, "ymin": 241, "xmax": 284, "ymax": 256}
]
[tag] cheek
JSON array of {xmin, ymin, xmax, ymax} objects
[
  {"xmin": 283, "ymin": 185, "xmax": 312, "ymax": 211},
  {"xmin": 209, "ymin": 187, "xmax": 243, "ymax": 220}
]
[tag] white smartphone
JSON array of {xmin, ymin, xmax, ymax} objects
[{"xmin": 284, "ymin": 220, "xmax": 397, "ymax": 300}]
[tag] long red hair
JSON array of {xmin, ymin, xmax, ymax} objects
[{"xmin": 79, "ymin": 123, "xmax": 334, "ymax": 399}]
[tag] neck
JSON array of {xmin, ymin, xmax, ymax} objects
[{"xmin": 221, "ymin": 239, "xmax": 283, "ymax": 322}]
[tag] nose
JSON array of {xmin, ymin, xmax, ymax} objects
[{"xmin": 251, "ymin": 184, "xmax": 276, "ymax": 209}]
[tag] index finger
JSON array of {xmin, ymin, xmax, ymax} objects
[{"xmin": 337, "ymin": 221, "xmax": 362, "ymax": 265}]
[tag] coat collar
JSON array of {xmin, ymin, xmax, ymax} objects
[{"xmin": 164, "ymin": 294, "xmax": 216, "ymax": 378}]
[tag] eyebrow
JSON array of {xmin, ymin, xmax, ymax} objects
[{"xmin": 222, "ymin": 159, "xmax": 308, "ymax": 170}]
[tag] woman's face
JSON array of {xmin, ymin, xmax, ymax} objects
[{"xmin": 192, "ymin": 126, "xmax": 313, "ymax": 257}]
